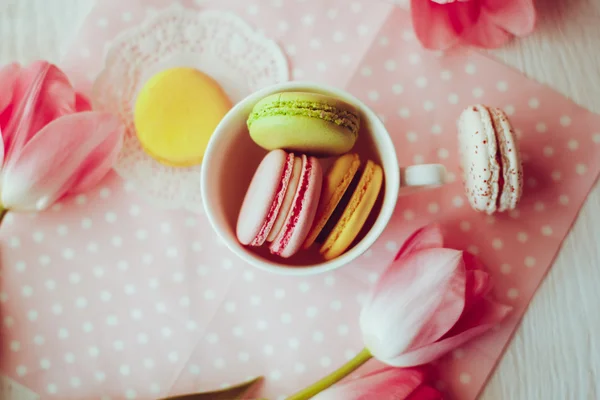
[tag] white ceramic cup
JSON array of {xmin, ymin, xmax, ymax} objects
[{"xmin": 201, "ymin": 81, "xmax": 446, "ymax": 276}]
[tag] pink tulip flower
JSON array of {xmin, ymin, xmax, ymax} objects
[
  {"xmin": 411, "ymin": 0, "xmax": 537, "ymax": 50},
  {"xmin": 360, "ymin": 224, "xmax": 512, "ymax": 367},
  {"xmin": 0, "ymin": 61, "xmax": 123, "ymax": 216},
  {"xmin": 287, "ymin": 225, "xmax": 511, "ymax": 400},
  {"xmin": 311, "ymin": 367, "xmax": 442, "ymax": 400}
]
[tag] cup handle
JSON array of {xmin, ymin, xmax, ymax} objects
[{"xmin": 399, "ymin": 164, "xmax": 447, "ymax": 191}]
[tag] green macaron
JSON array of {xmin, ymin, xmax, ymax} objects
[{"xmin": 247, "ymin": 92, "xmax": 360, "ymax": 157}]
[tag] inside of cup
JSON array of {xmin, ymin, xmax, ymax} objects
[{"xmin": 204, "ymin": 83, "xmax": 400, "ymax": 271}]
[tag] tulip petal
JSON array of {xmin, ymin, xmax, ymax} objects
[
  {"xmin": 65, "ymin": 89, "xmax": 123, "ymax": 194},
  {"xmin": 462, "ymin": 251, "xmax": 486, "ymax": 271},
  {"xmin": 446, "ymin": 293, "xmax": 512, "ymax": 338},
  {"xmin": 3, "ymin": 61, "xmax": 77, "ymax": 160},
  {"xmin": 390, "ymin": 299, "xmax": 512, "ymax": 367},
  {"xmin": 3, "ymin": 62, "xmax": 50, "ymax": 151},
  {"xmin": 311, "ymin": 367, "xmax": 428, "ymax": 400},
  {"xmin": 406, "ymin": 254, "xmax": 467, "ymax": 351},
  {"xmin": 394, "ymin": 224, "xmax": 444, "ymax": 262},
  {"xmin": 75, "ymin": 93, "xmax": 92, "ymax": 112},
  {"xmin": 66, "ymin": 122, "xmax": 123, "ymax": 194},
  {"xmin": 465, "ymin": 269, "xmax": 491, "ymax": 306},
  {"xmin": 0, "ymin": 63, "xmax": 22, "ymax": 165},
  {"xmin": 461, "ymin": 11, "xmax": 513, "ymax": 49},
  {"xmin": 1, "ymin": 111, "xmax": 124, "ymax": 211},
  {"xmin": 0, "ymin": 130, "xmax": 4, "ymax": 168},
  {"xmin": 406, "ymin": 385, "xmax": 444, "ymax": 400},
  {"xmin": 0, "ymin": 62, "xmax": 20, "ymax": 117},
  {"xmin": 411, "ymin": 0, "xmax": 480, "ymax": 50},
  {"xmin": 462, "ymin": 253, "xmax": 493, "ymax": 308},
  {"xmin": 483, "ymin": 0, "xmax": 536, "ymax": 36},
  {"xmin": 361, "ymin": 249, "xmax": 466, "ymax": 363}
]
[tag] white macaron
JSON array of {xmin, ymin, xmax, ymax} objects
[{"xmin": 457, "ymin": 105, "xmax": 524, "ymax": 214}]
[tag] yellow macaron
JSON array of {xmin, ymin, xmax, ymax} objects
[
  {"xmin": 303, "ymin": 153, "xmax": 383, "ymax": 260},
  {"xmin": 134, "ymin": 67, "xmax": 232, "ymax": 167},
  {"xmin": 303, "ymin": 153, "xmax": 361, "ymax": 249}
]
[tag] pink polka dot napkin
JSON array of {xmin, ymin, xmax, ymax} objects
[{"xmin": 1, "ymin": 1, "xmax": 599, "ymax": 399}]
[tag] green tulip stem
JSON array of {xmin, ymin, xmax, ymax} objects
[{"xmin": 286, "ymin": 348, "xmax": 372, "ymax": 400}]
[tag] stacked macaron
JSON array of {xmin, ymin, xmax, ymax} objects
[
  {"xmin": 304, "ymin": 153, "xmax": 383, "ymax": 260},
  {"xmin": 236, "ymin": 92, "xmax": 384, "ymax": 260},
  {"xmin": 236, "ymin": 150, "xmax": 322, "ymax": 258}
]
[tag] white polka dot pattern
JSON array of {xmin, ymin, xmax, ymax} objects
[{"xmin": 3, "ymin": 1, "xmax": 599, "ymax": 400}]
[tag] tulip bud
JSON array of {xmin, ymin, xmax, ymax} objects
[
  {"xmin": 0, "ymin": 61, "xmax": 124, "ymax": 215},
  {"xmin": 360, "ymin": 225, "xmax": 511, "ymax": 367}
]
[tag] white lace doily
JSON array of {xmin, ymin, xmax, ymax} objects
[{"xmin": 92, "ymin": 3, "xmax": 289, "ymax": 213}]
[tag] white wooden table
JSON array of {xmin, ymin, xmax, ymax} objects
[{"xmin": 1, "ymin": 0, "xmax": 599, "ymax": 398}]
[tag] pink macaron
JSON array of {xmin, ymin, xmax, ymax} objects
[
  {"xmin": 457, "ymin": 104, "xmax": 524, "ymax": 214},
  {"xmin": 236, "ymin": 150, "xmax": 322, "ymax": 258}
]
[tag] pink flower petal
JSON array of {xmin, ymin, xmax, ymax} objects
[
  {"xmin": 406, "ymin": 385, "xmax": 444, "ymax": 400},
  {"xmin": 0, "ymin": 63, "xmax": 22, "ymax": 165},
  {"xmin": 446, "ymin": 293, "xmax": 513, "ymax": 338},
  {"xmin": 461, "ymin": 11, "xmax": 513, "ymax": 49},
  {"xmin": 0, "ymin": 131, "xmax": 4, "ymax": 167},
  {"xmin": 462, "ymin": 251, "xmax": 486, "ymax": 271},
  {"xmin": 483, "ymin": 0, "xmax": 536, "ymax": 36},
  {"xmin": 462, "ymin": 253, "xmax": 492, "ymax": 307},
  {"xmin": 3, "ymin": 61, "xmax": 76, "ymax": 160},
  {"xmin": 411, "ymin": 0, "xmax": 480, "ymax": 50},
  {"xmin": 0, "ymin": 62, "xmax": 20, "ymax": 117},
  {"xmin": 464, "ymin": 269, "xmax": 491, "ymax": 309},
  {"xmin": 75, "ymin": 93, "xmax": 93, "ymax": 112},
  {"xmin": 3, "ymin": 62, "xmax": 50, "ymax": 152},
  {"xmin": 66, "ymin": 123, "xmax": 123, "ymax": 194},
  {"xmin": 405, "ymin": 254, "xmax": 467, "ymax": 351},
  {"xmin": 311, "ymin": 367, "xmax": 428, "ymax": 400},
  {"xmin": 1, "ymin": 111, "xmax": 123, "ymax": 211},
  {"xmin": 361, "ymin": 249, "xmax": 465, "ymax": 364},
  {"xmin": 391, "ymin": 299, "xmax": 512, "ymax": 367},
  {"xmin": 394, "ymin": 224, "xmax": 445, "ymax": 262}
]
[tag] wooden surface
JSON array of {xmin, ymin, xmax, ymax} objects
[
  {"xmin": 1, "ymin": 0, "xmax": 599, "ymax": 398},
  {"xmin": 485, "ymin": 0, "xmax": 600, "ymax": 398}
]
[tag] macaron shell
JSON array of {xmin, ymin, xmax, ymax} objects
[
  {"xmin": 489, "ymin": 107, "xmax": 523, "ymax": 212},
  {"xmin": 320, "ymin": 160, "xmax": 383, "ymax": 261},
  {"xmin": 247, "ymin": 92, "xmax": 360, "ymax": 157},
  {"xmin": 457, "ymin": 105, "xmax": 500, "ymax": 214},
  {"xmin": 267, "ymin": 156, "xmax": 303, "ymax": 242},
  {"xmin": 250, "ymin": 115, "xmax": 357, "ymax": 156},
  {"xmin": 249, "ymin": 92, "xmax": 360, "ymax": 131},
  {"xmin": 236, "ymin": 150, "xmax": 293, "ymax": 246},
  {"xmin": 134, "ymin": 67, "xmax": 231, "ymax": 166},
  {"xmin": 303, "ymin": 153, "xmax": 361, "ymax": 249},
  {"xmin": 270, "ymin": 155, "xmax": 323, "ymax": 258}
]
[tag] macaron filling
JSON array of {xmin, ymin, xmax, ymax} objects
[
  {"xmin": 485, "ymin": 108, "xmax": 504, "ymax": 209},
  {"xmin": 247, "ymin": 101, "xmax": 360, "ymax": 136},
  {"xmin": 494, "ymin": 146, "xmax": 505, "ymax": 210},
  {"xmin": 316, "ymin": 166, "xmax": 363, "ymax": 244},
  {"xmin": 267, "ymin": 156, "xmax": 303, "ymax": 242},
  {"xmin": 270, "ymin": 155, "xmax": 314, "ymax": 256},
  {"xmin": 490, "ymin": 107, "xmax": 522, "ymax": 211},
  {"xmin": 250, "ymin": 152, "xmax": 295, "ymax": 246}
]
